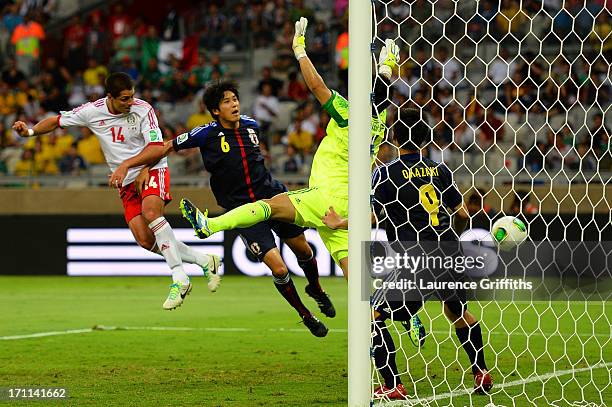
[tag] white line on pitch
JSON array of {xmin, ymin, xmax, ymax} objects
[
  {"xmin": 378, "ymin": 362, "xmax": 612, "ymax": 406},
  {"xmin": 0, "ymin": 325, "xmax": 348, "ymax": 340},
  {"xmin": 1, "ymin": 326, "xmax": 609, "ymax": 341},
  {"xmin": 0, "ymin": 328, "xmax": 94, "ymax": 340}
]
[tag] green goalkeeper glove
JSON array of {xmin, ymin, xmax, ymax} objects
[
  {"xmin": 292, "ymin": 17, "xmax": 308, "ymax": 60},
  {"xmin": 378, "ymin": 38, "xmax": 400, "ymax": 80}
]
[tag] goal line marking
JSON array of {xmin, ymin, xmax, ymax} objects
[{"xmin": 378, "ymin": 361, "xmax": 612, "ymax": 406}]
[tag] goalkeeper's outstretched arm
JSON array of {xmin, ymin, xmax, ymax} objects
[
  {"xmin": 292, "ymin": 17, "xmax": 332, "ymax": 105},
  {"xmin": 372, "ymin": 39, "xmax": 399, "ymax": 115}
]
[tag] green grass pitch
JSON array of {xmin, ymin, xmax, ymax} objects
[{"xmin": 1, "ymin": 276, "xmax": 609, "ymax": 406}]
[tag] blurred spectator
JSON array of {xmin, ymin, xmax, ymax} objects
[
  {"xmin": 273, "ymin": 21, "xmax": 295, "ymax": 71},
  {"xmin": 265, "ymin": 0, "xmax": 288, "ymax": 29},
  {"xmin": 467, "ymin": 188, "xmax": 497, "ymax": 228},
  {"xmin": 200, "ymin": 4, "xmax": 226, "ymax": 51},
  {"xmin": 388, "ymin": 0, "xmax": 409, "ymax": 22},
  {"xmin": 248, "ymin": 1, "xmax": 273, "ymax": 48},
  {"xmin": 283, "ymin": 145, "xmax": 302, "ymax": 173},
  {"xmin": 13, "ymin": 148, "xmax": 36, "ymax": 176},
  {"xmin": 76, "ymin": 129, "xmax": 105, "ymax": 165},
  {"xmin": 63, "ymin": 15, "xmax": 87, "ymax": 72},
  {"xmin": 497, "ymin": 0, "xmax": 528, "ymax": 37},
  {"xmin": 204, "ymin": 54, "xmax": 228, "ymax": 81},
  {"xmin": 575, "ymin": 143, "xmax": 597, "ymax": 170},
  {"xmin": 435, "ymin": 47, "xmax": 461, "ymax": 89},
  {"xmin": 45, "ymin": 130, "xmax": 74, "ymax": 158},
  {"xmin": 286, "ymin": 71, "xmax": 309, "ymax": 102},
  {"xmin": 335, "ymin": 23, "xmax": 348, "ymax": 92},
  {"xmin": 453, "ymin": 120, "xmax": 476, "ymax": 151},
  {"xmin": 59, "ymin": 143, "xmax": 87, "ymax": 175},
  {"xmin": 258, "ymin": 67, "xmax": 283, "ymax": 98},
  {"xmin": 109, "ymin": 4, "xmax": 131, "ymax": 39},
  {"xmin": 2, "ymin": 3, "xmax": 23, "ymax": 36},
  {"xmin": 590, "ymin": 113, "xmax": 610, "ymax": 148},
  {"xmin": 253, "ymin": 83, "xmax": 279, "ymax": 135},
  {"xmin": 11, "ymin": 13, "xmax": 45, "ymax": 77},
  {"xmin": 310, "ymin": 21, "xmax": 331, "ymax": 66},
  {"xmin": 33, "ymin": 137, "xmax": 58, "ymax": 175},
  {"xmin": 544, "ymin": 131, "xmax": 572, "ymax": 170},
  {"xmin": 287, "ymin": 108, "xmax": 314, "ymax": 155},
  {"xmin": 227, "ymin": 2, "xmax": 249, "ymax": 50},
  {"xmin": 83, "ymin": 59, "xmax": 108, "ymax": 94},
  {"xmin": 141, "ymin": 58, "xmax": 162, "ymax": 91},
  {"xmin": 0, "ymin": 121, "xmax": 15, "ymax": 147},
  {"xmin": 288, "ymin": 0, "xmax": 314, "ymax": 22},
  {"xmin": 301, "ymin": 101, "xmax": 319, "ymax": 133},
  {"xmin": 140, "ymin": 25, "xmax": 160, "ymax": 72},
  {"xmin": 187, "ymin": 54, "xmax": 210, "ymax": 89},
  {"xmin": 85, "ymin": 10, "xmax": 109, "ymax": 64},
  {"xmin": 469, "ymin": 103, "xmax": 504, "ymax": 146},
  {"xmin": 117, "ymin": 56, "xmax": 139, "ymax": 81},
  {"xmin": 1, "ymin": 58, "xmax": 25, "ymax": 87},
  {"xmin": 113, "ymin": 24, "xmax": 138, "ymax": 65},
  {"xmin": 0, "ymin": 81, "xmax": 17, "ymax": 124},
  {"xmin": 509, "ymin": 190, "xmax": 538, "ymax": 215},
  {"xmin": 590, "ymin": 13, "xmax": 611, "ymax": 55},
  {"xmin": 131, "ymin": 17, "xmax": 148, "ymax": 38},
  {"xmin": 14, "ymin": 79, "xmax": 38, "ymax": 116},
  {"xmin": 335, "ymin": 0, "xmax": 348, "ymax": 18},
  {"xmin": 526, "ymin": 142, "xmax": 546, "ymax": 171},
  {"xmin": 488, "ymin": 48, "xmax": 516, "ymax": 87},
  {"xmin": 186, "ymin": 100, "xmax": 213, "ymax": 131}
]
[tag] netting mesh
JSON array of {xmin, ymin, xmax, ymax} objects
[{"xmin": 370, "ymin": 1, "xmax": 611, "ymax": 405}]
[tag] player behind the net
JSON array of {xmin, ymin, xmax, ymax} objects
[
  {"xmin": 123, "ymin": 81, "xmax": 334, "ymax": 337},
  {"xmin": 323, "ymin": 108, "xmax": 493, "ymax": 399},
  {"xmin": 12, "ymin": 72, "xmax": 221, "ymax": 310},
  {"xmin": 176, "ymin": 17, "xmax": 398, "ymax": 277}
]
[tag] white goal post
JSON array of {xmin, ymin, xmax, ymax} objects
[{"xmin": 347, "ymin": 1, "xmax": 373, "ymax": 406}]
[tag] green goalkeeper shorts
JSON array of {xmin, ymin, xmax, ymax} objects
[{"xmin": 287, "ymin": 187, "xmax": 348, "ymax": 265}]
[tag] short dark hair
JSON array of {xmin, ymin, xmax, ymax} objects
[
  {"xmin": 392, "ymin": 108, "xmax": 431, "ymax": 151},
  {"xmin": 105, "ymin": 72, "xmax": 134, "ymax": 97},
  {"xmin": 203, "ymin": 81, "xmax": 240, "ymax": 121}
]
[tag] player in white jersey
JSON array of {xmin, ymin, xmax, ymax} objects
[{"xmin": 12, "ymin": 72, "xmax": 221, "ymax": 310}]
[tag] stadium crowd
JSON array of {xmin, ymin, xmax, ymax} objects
[{"xmin": 0, "ymin": 0, "xmax": 610, "ymax": 180}]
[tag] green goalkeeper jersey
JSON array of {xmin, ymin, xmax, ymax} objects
[{"xmin": 309, "ymin": 90, "xmax": 387, "ymax": 198}]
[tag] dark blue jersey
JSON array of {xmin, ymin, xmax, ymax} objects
[
  {"xmin": 372, "ymin": 153, "xmax": 462, "ymax": 242},
  {"xmin": 173, "ymin": 116, "xmax": 286, "ymax": 209}
]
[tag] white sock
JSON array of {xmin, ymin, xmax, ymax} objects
[
  {"xmin": 149, "ymin": 217, "xmax": 189, "ymax": 284},
  {"xmin": 175, "ymin": 241, "xmax": 211, "ymax": 268}
]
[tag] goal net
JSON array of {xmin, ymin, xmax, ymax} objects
[{"xmin": 368, "ymin": 1, "xmax": 611, "ymax": 405}]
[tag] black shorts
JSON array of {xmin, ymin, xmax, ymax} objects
[
  {"xmin": 373, "ymin": 299, "xmax": 468, "ymax": 322},
  {"xmin": 372, "ymin": 266, "xmax": 468, "ymax": 322},
  {"xmin": 238, "ymin": 220, "xmax": 306, "ymax": 261}
]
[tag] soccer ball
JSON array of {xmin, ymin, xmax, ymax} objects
[{"xmin": 491, "ymin": 216, "xmax": 528, "ymax": 251}]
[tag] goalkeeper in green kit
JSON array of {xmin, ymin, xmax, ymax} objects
[{"xmin": 180, "ymin": 17, "xmax": 398, "ymax": 277}]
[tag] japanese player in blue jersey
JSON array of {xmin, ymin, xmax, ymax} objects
[
  {"xmin": 127, "ymin": 82, "xmax": 334, "ymax": 337},
  {"xmin": 324, "ymin": 108, "xmax": 493, "ymax": 398}
]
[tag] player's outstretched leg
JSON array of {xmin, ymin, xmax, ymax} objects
[
  {"xmin": 444, "ymin": 303, "xmax": 493, "ymax": 394},
  {"xmin": 181, "ymin": 198, "xmax": 271, "ymax": 239}
]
